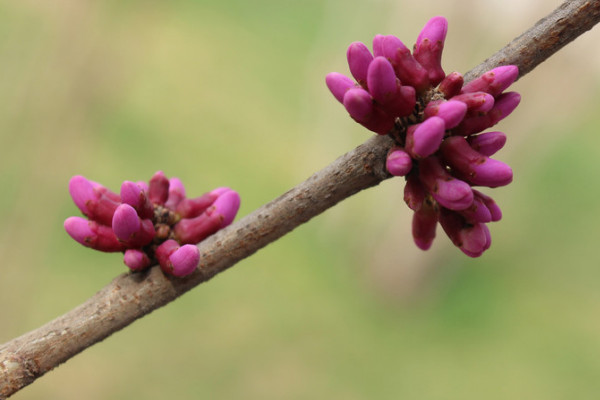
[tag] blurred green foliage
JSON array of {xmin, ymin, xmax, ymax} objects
[{"xmin": 1, "ymin": 1, "xmax": 600, "ymax": 399}]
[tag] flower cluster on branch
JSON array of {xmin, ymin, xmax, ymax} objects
[
  {"xmin": 326, "ymin": 17, "xmax": 520, "ymax": 257},
  {"xmin": 64, "ymin": 172, "xmax": 240, "ymax": 276}
]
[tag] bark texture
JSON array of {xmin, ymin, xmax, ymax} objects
[{"xmin": 2, "ymin": 0, "xmax": 600, "ymax": 397}]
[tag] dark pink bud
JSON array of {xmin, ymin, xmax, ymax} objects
[
  {"xmin": 450, "ymin": 92, "xmax": 495, "ymax": 113},
  {"xmin": 347, "ymin": 42, "xmax": 373, "ymax": 87},
  {"xmin": 404, "ymin": 174, "xmax": 426, "ymax": 211},
  {"xmin": 64, "ymin": 216, "xmax": 125, "ymax": 252},
  {"xmin": 386, "ymin": 147, "xmax": 413, "ymax": 176},
  {"xmin": 424, "ymin": 100, "xmax": 467, "ymax": 129},
  {"xmin": 373, "ymin": 35, "xmax": 430, "ymax": 92},
  {"xmin": 112, "ymin": 204, "xmax": 155, "ymax": 247},
  {"xmin": 68, "ymin": 176, "xmax": 120, "ymax": 226},
  {"xmin": 458, "ymin": 195, "xmax": 492, "ymax": 223},
  {"xmin": 367, "ymin": 57, "xmax": 399, "ymax": 104},
  {"xmin": 405, "ymin": 116, "xmax": 446, "ymax": 159},
  {"xmin": 473, "ymin": 189, "xmax": 502, "ymax": 221},
  {"xmin": 165, "ymin": 177, "xmax": 186, "ymax": 210},
  {"xmin": 343, "ymin": 88, "xmax": 395, "ymax": 135},
  {"xmin": 372, "ymin": 34, "xmax": 402, "ymax": 59},
  {"xmin": 461, "ymin": 65, "xmax": 519, "ymax": 97},
  {"xmin": 120, "ymin": 180, "xmax": 154, "ymax": 219},
  {"xmin": 136, "ymin": 180, "xmax": 149, "ymax": 192},
  {"xmin": 69, "ymin": 175, "xmax": 96, "ymax": 216},
  {"xmin": 467, "ymin": 131, "xmax": 506, "ymax": 156},
  {"xmin": 212, "ymin": 189, "xmax": 241, "ymax": 228},
  {"xmin": 439, "ymin": 209, "xmax": 491, "ymax": 257},
  {"xmin": 413, "ymin": 16, "xmax": 448, "ymax": 86},
  {"xmin": 419, "ymin": 156, "xmax": 473, "ymax": 210},
  {"xmin": 492, "ymin": 91, "xmax": 521, "ymax": 121},
  {"xmin": 325, "ymin": 72, "xmax": 356, "ymax": 103},
  {"xmin": 168, "ymin": 245, "xmax": 200, "ymax": 277},
  {"xmin": 148, "ymin": 171, "xmax": 170, "ymax": 205},
  {"xmin": 123, "ymin": 249, "xmax": 152, "ymax": 272},
  {"xmin": 440, "ymin": 136, "xmax": 513, "ymax": 188},
  {"xmin": 451, "ymin": 92, "xmax": 520, "ymax": 136},
  {"xmin": 173, "ymin": 213, "xmax": 223, "ymax": 245},
  {"xmin": 412, "ymin": 201, "xmax": 439, "ymax": 250},
  {"xmin": 439, "ymin": 71, "xmax": 464, "ymax": 98},
  {"xmin": 176, "ymin": 192, "xmax": 219, "ymax": 219}
]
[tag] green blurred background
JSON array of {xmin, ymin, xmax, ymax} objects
[{"xmin": 2, "ymin": 0, "xmax": 600, "ymax": 398}]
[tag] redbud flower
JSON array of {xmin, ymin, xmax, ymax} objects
[
  {"xmin": 155, "ymin": 240, "xmax": 200, "ymax": 277},
  {"xmin": 326, "ymin": 16, "xmax": 520, "ymax": 256}
]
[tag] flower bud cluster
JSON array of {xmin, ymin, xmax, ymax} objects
[
  {"xmin": 64, "ymin": 171, "xmax": 240, "ymax": 276},
  {"xmin": 326, "ymin": 16, "xmax": 520, "ymax": 257}
]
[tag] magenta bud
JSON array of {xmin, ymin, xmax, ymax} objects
[
  {"xmin": 440, "ymin": 136, "xmax": 513, "ymax": 188},
  {"xmin": 112, "ymin": 204, "xmax": 155, "ymax": 247},
  {"xmin": 325, "ymin": 72, "xmax": 356, "ymax": 103},
  {"xmin": 467, "ymin": 131, "xmax": 506, "ymax": 156},
  {"xmin": 343, "ymin": 88, "xmax": 395, "ymax": 135},
  {"xmin": 492, "ymin": 91, "xmax": 521, "ymax": 121},
  {"xmin": 451, "ymin": 92, "xmax": 520, "ymax": 136},
  {"xmin": 123, "ymin": 249, "xmax": 152, "ymax": 272},
  {"xmin": 439, "ymin": 72, "xmax": 464, "ymax": 98},
  {"xmin": 405, "ymin": 116, "xmax": 446, "ymax": 159},
  {"xmin": 136, "ymin": 180, "xmax": 149, "ymax": 192},
  {"xmin": 461, "ymin": 65, "xmax": 519, "ymax": 97},
  {"xmin": 168, "ymin": 245, "xmax": 200, "ymax": 277},
  {"xmin": 412, "ymin": 201, "xmax": 438, "ymax": 250},
  {"xmin": 212, "ymin": 189, "xmax": 241, "ymax": 228},
  {"xmin": 173, "ymin": 213, "xmax": 223, "ymax": 245},
  {"xmin": 68, "ymin": 175, "xmax": 96, "ymax": 215},
  {"xmin": 473, "ymin": 189, "xmax": 502, "ymax": 221},
  {"xmin": 347, "ymin": 42, "xmax": 374, "ymax": 87},
  {"xmin": 64, "ymin": 216, "xmax": 125, "ymax": 252},
  {"xmin": 404, "ymin": 174, "xmax": 427, "ymax": 211},
  {"xmin": 176, "ymin": 192, "xmax": 219, "ymax": 219},
  {"xmin": 450, "ymin": 92, "xmax": 495, "ymax": 113},
  {"xmin": 413, "ymin": 16, "xmax": 448, "ymax": 86},
  {"xmin": 367, "ymin": 57, "xmax": 399, "ymax": 104},
  {"xmin": 419, "ymin": 156, "xmax": 474, "ymax": 211},
  {"xmin": 148, "ymin": 170, "xmax": 170, "ymax": 205},
  {"xmin": 458, "ymin": 195, "xmax": 492, "ymax": 223},
  {"xmin": 424, "ymin": 100, "xmax": 467, "ymax": 129},
  {"xmin": 386, "ymin": 147, "xmax": 413, "ymax": 176},
  {"xmin": 372, "ymin": 34, "xmax": 403, "ymax": 59},
  {"xmin": 439, "ymin": 210, "xmax": 491, "ymax": 257},
  {"xmin": 120, "ymin": 180, "xmax": 154, "ymax": 219},
  {"xmin": 165, "ymin": 177, "xmax": 186, "ymax": 210}
]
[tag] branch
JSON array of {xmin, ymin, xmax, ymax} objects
[{"xmin": 1, "ymin": 0, "xmax": 599, "ymax": 397}]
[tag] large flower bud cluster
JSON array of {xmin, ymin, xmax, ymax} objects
[
  {"xmin": 326, "ymin": 16, "xmax": 520, "ymax": 257},
  {"xmin": 64, "ymin": 171, "xmax": 240, "ymax": 276}
]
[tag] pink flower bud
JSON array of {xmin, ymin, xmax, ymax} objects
[
  {"xmin": 148, "ymin": 170, "xmax": 170, "ymax": 205},
  {"xmin": 424, "ymin": 100, "xmax": 467, "ymax": 129},
  {"xmin": 325, "ymin": 72, "xmax": 356, "ymax": 103},
  {"xmin": 155, "ymin": 239, "xmax": 199, "ymax": 277},
  {"xmin": 347, "ymin": 41, "xmax": 373, "ymax": 87},
  {"xmin": 439, "ymin": 71, "xmax": 464, "ymax": 98},
  {"xmin": 458, "ymin": 195, "xmax": 492, "ymax": 223},
  {"xmin": 123, "ymin": 249, "xmax": 152, "ymax": 272},
  {"xmin": 413, "ymin": 16, "xmax": 448, "ymax": 86},
  {"xmin": 343, "ymin": 88, "xmax": 395, "ymax": 135},
  {"xmin": 451, "ymin": 92, "xmax": 520, "ymax": 136},
  {"xmin": 165, "ymin": 177, "xmax": 186, "ymax": 210},
  {"xmin": 412, "ymin": 201, "xmax": 438, "ymax": 250},
  {"xmin": 176, "ymin": 192, "xmax": 219, "ymax": 219},
  {"xmin": 136, "ymin": 180, "xmax": 149, "ymax": 192},
  {"xmin": 367, "ymin": 57, "xmax": 416, "ymax": 118},
  {"xmin": 450, "ymin": 92, "xmax": 495, "ymax": 113},
  {"xmin": 112, "ymin": 204, "xmax": 155, "ymax": 247},
  {"xmin": 461, "ymin": 65, "xmax": 519, "ymax": 97},
  {"xmin": 439, "ymin": 209, "xmax": 491, "ymax": 257},
  {"xmin": 467, "ymin": 131, "xmax": 506, "ymax": 156},
  {"xmin": 386, "ymin": 147, "xmax": 413, "ymax": 176},
  {"xmin": 120, "ymin": 180, "xmax": 154, "ymax": 219},
  {"xmin": 404, "ymin": 174, "xmax": 426, "ymax": 211},
  {"xmin": 69, "ymin": 175, "xmax": 97, "ymax": 215},
  {"xmin": 64, "ymin": 216, "xmax": 125, "ymax": 252},
  {"xmin": 68, "ymin": 175, "xmax": 120, "ymax": 226},
  {"xmin": 419, "ymin": 156, "xmax": 473, "ymax": 210},
  {"xmin": 441, "ymin": 136, "xmax": 513, "ymax": 188},
  {"xmin": 473, "ymin": 189, "xmax": 502, "ymax": 221},
  {"xmin": 212, "ymin": 189, "xmax": 241, "ymax": 228},
  {"xmin": 373, "ymin": 35, "xmax": 430, "ymax": 92},
  {"xmin": 405, "ymin": 116, "xmax": 446, "ymax": 159}
]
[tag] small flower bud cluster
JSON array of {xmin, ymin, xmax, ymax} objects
[
  {"xmin": 326, "ymin": 16, "xmax": 520, "ymax": 257},
  {"xmin": 64, "ymin": 171, "xmax": 240, "ymax": 276}
]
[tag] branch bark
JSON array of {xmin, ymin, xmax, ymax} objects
[{"xmin": 2, "ymin": 0, "xmax": 600, "ymax": 397}]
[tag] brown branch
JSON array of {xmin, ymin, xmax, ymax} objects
[{"xmin": 2, "ymin": 0, "xmax": 600, "ymax": 397}]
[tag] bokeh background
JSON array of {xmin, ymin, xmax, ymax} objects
[{"xmin": 2, "ymin": 0, "xmax": 600, "ymax": 398}]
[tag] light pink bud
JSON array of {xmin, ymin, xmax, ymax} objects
[
  {"xmin": 419, "ymin": 156, "xmax": 473, "ymax": 210},
  {"xmin": 168, "ymin": 245, "xmax": 200, "ymax": 277},
  {"xmin": 440, "ymin": 136, "xmax": 513, "ymax": 188},
  {"xmin": 450, "ymin": 92, "xmax": 495, "ymax": 113},
  {"xmin": 326, "ymin": 72, "xmax": 356, "ymax": 103},
  {"xmin": 112, "ymin": 204, "xmax": 155, "ymax": 247},
  {"xmin": 412, "ymin": 201, "xmax": 439, "ymax": 250},
  {"xmin": 413, "ymin": 16, "xmax": 448, "ymax": 86},
  {"xmin": 120, "ymin": 180, "xmax": 154, "ymax": 219},
  {"xmin": 424, "ymin": 100, "xmax": 467, "ymax": 129},
  {"xmin": 405, "ymin": 116, "xmax": 446, "ymax": 159},
  {"xmin": 148, "ymin": 170, "xmax": 170, "ymax": 205},
  {"xmin": 347, "ymin": 42, "xmax": 373, "ymax": 87},
  {"xmin": 123, "ymin": 249, "xmax": 152, "ymax": 272},
  {"xmin": 165, "ymin": 177, "xmax": 186, "ymax": 210},
  {"xmin": 343, "ymin": 88, "xmax": 395, "ymax": 135},
  {"xmin": 467, "ymin": 131, "xmax": 506, "ymax": 156},
  {"xmin": 64, "ymin": 216, "xmax": 125, "ymax": 252},
  {"xmin": 461, "ymin": 65, "xmax": 519, "ymax": 97},
  {"xmin": 404, "ymin": 174, "xmax": 426, "ymax": 211},
  {"xmin": 439, "ymin": 71, "xmax": 464, "ymax": 98},
  {"xmin": 386, "ymin": 147, "xmax": 413, "ymax": 176}
]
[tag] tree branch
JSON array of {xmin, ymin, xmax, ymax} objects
[{"xmin": 2, "ymin": 0, "xmax": 599, "ymax": 397}]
